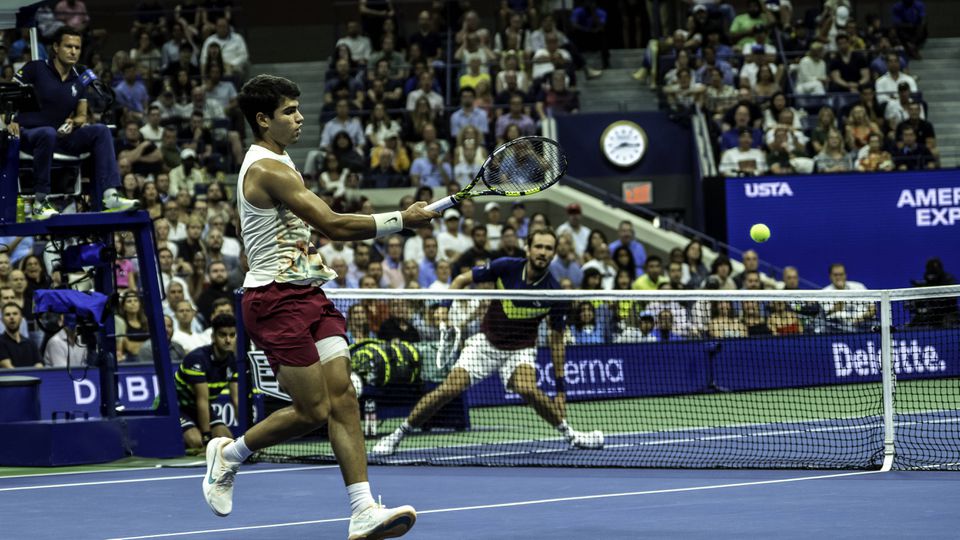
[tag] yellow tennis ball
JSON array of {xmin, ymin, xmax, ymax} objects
[{"xmin": 750, "ymin": 223, "xmax": 770, "ymax": 243}]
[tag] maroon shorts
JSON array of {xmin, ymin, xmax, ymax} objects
[{"xmin": 241, "ymin": 282, "xmax": 347, "ymax": 373}]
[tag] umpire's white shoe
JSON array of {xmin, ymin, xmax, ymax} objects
[
  {"xmin": 570, "ymin": 430, "xmax": 605, "ymax": 450},
  {"xmin": 348, "ymin": 502, "xmax": 417, "ymax": 540},
  {"xmin": 202, "ymin": 437, "xmax": 240, "ymax": 517},
  {"xmin": 371, "ymin": 430, "xmax": 404, "ymax": 457}
]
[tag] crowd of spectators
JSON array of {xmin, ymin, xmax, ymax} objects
[
  {"xmin": 305, "ymin": 3, "xmax": 614, "ymax": 191},
  {"xmin": 642, "ymin": 0, "xmax": 937, "ymax": 176}
]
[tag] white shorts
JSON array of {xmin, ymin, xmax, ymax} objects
[{"xmin": 453, "ymin": 333, "xmax": 537, "ymax": 390}]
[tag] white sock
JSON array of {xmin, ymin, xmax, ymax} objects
[
  {"xmin": 399, "ymin": 421, "xmax": 412, "ymax": 434},
  {"xmin": 556, "ymin": 420, "xmax": 574, "ymax": 439},
  {"xmin": 222, "ymin": 436, "xmax": 253, "ymax": 463},
  {"xmin": 347, "ymin": 481, "xmax": 376, "ymax": 516}
]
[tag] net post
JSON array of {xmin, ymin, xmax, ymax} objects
[{"xmin": 880, "ymin": 291, "xmax": 895, "ymax": 472}]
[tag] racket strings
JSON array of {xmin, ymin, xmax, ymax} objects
[{"xmin": 482, "ymin": 138, "xmax": 564, "ymax": 195}]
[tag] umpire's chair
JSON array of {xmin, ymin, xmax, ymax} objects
[{"xmin": 17, "ymin": 150, "xmax": 87, "ymax": 205}]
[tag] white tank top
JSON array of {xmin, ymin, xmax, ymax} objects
[{"xmin": 237, "ymin": 144, "xmax": 336, "ymax": 288}]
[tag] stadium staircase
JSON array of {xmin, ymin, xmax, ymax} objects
[
  {"xmin": 248, "ymin": 60, "xmax": 328, "ymax": 169},
  {"xmin": 580, "ymin": 49, "xmax": 659, "ymax": 112},
  {"xmin": 908, "ymin": 37, "xmax": 960, "ymax": 168}
]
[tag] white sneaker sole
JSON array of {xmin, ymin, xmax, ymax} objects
[{"xmin": 348, "ymin": 507, "xmax": 417, "ymax": 540}]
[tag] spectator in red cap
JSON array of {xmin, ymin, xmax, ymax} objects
[{"xmin": 556, "ymin": 203, "xmax": 592, "ymax": 257}]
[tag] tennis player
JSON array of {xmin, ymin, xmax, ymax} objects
[
  {"xmin": 175, "ymin": 314, "xmax": 238, "ymax": 450},
  {"xmin": 373, "ymin": 228, "xmax": 604, "ymax": 456},
  {"xmin": 202, "ymin": 75, "xmax": 436, "ymax": 540}
]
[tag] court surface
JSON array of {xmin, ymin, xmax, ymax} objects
[{"xmin": 2, "ymin": 462, "xmax": 958, "ymax": 539}]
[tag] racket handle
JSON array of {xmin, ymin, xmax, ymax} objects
[{"xmin": 425, "ymin": 196, "xmax": 458, "ymax": 213}]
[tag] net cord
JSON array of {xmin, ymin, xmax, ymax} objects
[{"xmin": 323, "ymin": 285, "xmax": 960, "ymax": 303}]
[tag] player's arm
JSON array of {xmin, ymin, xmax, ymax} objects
[
  {"xmin": 449, "ymin": 269, "xmax": 475, "ymax": 290},
  {"xmin": 194, "ymin": 382, "xmax": 212, "ymax": 440},
  {"xmin": 251, "ymin": 159, "xmax": 437, "ymax": 240},
  {"xmin": 229, "ymin": 381, "xmax": 239, "ymax": 412}
]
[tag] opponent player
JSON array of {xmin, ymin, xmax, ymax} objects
[
  {"xmin": 175, "ymin": 314, "xmax": 238, "ymax": 450},
  {"xmin": 373, "ymin": 228, "xmax": 604, "ymax": 456},
  {"xmin": 202, "ymin": 75, "xmax": 436, "ymax": 540}
]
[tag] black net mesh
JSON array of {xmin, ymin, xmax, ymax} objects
[
  {"xmin": 241, "ymin": 288, "xmax": 957, "ymax": 470},
  {"xmin": 481, "ymin": 137, "xmax": 565, "ymax": 195},
  {"xmin": 890, "ymin": 287, "xmax": 960, "ymax": 470}
]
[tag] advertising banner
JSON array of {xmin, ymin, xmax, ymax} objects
[
  {"xmin": 725, "ymin": 171, "xmax": 960, "ymax": 289},
  {"xmin": 465, "ymin": 329, "xmax": 958, "ymax": 407}
]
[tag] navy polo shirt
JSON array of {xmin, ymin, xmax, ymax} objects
[{"xmin": 13, "ymin": 59, "xmax": 86, "ymax": 128}]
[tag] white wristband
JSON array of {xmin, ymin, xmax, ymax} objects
[{"xmin": 373, "ymin": 211, "xmax": 403, "ymax": 237}]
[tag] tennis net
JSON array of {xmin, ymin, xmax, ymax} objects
[{"xmin": 243, "ymin": 286, "xmax": 960, "ymax": 470}]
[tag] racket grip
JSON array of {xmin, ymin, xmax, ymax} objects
[{"xmin": 425, "ymin": 196, "xmax": 457, "ymax": 213}]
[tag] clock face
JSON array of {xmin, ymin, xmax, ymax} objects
[{"xmin": 601, "ymin": 121, "xmax": 648, "ymax": 168}]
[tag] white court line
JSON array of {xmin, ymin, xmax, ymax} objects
[
  {"xmin": 103, "ymin": 469, "xmax": 883, "ymax": 540},
  {"xmin": 0, "ymin": 465, "xmax": 337, "ymax": 492},
  {"xmin": 0, "ymin": 466, "xmax": 161, "ymax": 480}
]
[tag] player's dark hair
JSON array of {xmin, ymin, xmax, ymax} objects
[
  {"xmin": 53, "ymin": 27, "xmax": 82, "ymax": 46},
  {"xmin": 644, "ymin": 255, "xmax": 663, "ymax": 267},
  {"xmin": 460, "ymin": 86, "xmax": 476, "ymax": 97},
  {"xmin": 526, "ymin": 227, "xmax": 557, "ymax": 248},
  {"xmin": 211, "ymin": 297, "xmax": 232, "ymax": 311},
  {"xmin": 829, "ymin": 263, "xmax": 846, "ymax": 275},
  {"xmin": 238, "ymin": 74, "xmax": 301, "ymax": 139},
  {"xmin": 211, "ymin": 314, "xmax": 236, "ymax": 331},
  {"xmin": 2, "ymin": 302, "xmax": 22, "ymax": 315}
]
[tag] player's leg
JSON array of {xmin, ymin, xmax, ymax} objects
[
  {"xmin": 202, "ymin": 360, "xmax": 331, "ymax": 517},
  {"xmin": 370, "ymin": 367, "xmax": 471, "ymax": 457},
  {"xmin": 315, "ymin": 346, "xmax": 416, "ymax": 540},
  {"xmin": 504, "ymin": 358, "xmax": 604, "ymax": 450},
  {"xmin": 321, "ymin": 355, "xmax": 367, "ymax": 486},
  {"xmin": 505, "ymin": 363, "xmax": 562, "ymax": 425},
  {"xmin": 408, "ymin": 367, "xmax": 472, "ymax": 427},
  {"xmin": 372, "ymin": 334, "xmax": 494, "ymax": 456},
  {"xmin": 243, "ymin": 360, "xmax": 332, "ymax": 448}
]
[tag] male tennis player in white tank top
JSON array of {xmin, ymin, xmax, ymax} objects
[{"xmin": 201, "ymin": 74, "xmax": 437, "ymax": 540}]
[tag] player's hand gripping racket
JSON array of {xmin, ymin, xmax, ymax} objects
[{"xmin": 425, "ymin": 135, "xmax": 567, "ymax": 213}]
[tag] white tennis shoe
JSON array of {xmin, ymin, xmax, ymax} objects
[
  {"xmin": 371, "ymin": 430, "xmax": 405, "ymax": 457},
  {"xmin": 202, "ymin": 437, "xmax": 240, "ymax": 516},
  {"xmin": 348, "ymin": 502, "xmax": 417, "ymax": 540},
  {"xmin": 569, "ymin": 429, "xmax": 605, "ymax": 450}
]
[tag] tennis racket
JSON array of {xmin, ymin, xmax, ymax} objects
[{"xmin": 425, "ymin": 135, "xmax": 567, "ymax": 213}]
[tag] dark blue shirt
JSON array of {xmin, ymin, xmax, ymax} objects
[
  {"xmin": 13, "ymin": 59, "xmax": 86, "ymax": 128},
  {"xmin": 472, "ymin": 257, "xmax": 568, "ymax": 350},
  {"xmin": 892, "ymin": 1, "xmax": 925, "ymax": 25},
  {"xmin": 174, "ymin": 345, "xmax": 236, "ymax": 411}
]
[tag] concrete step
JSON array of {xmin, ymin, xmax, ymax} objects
[
  {"xmin": 580, "ymin": 70, "xmax": 648, "ymax": 91},
  {"xmin": 919, "ymin": 37, "xmax": 960, "ymax": 48},
  {"xmin": 910, "ymin": 58, "xmax": 960, "ymax": 69},
  {"xmin": 583, "ymin": 49, "xmax": 646, "ymax": 70}
]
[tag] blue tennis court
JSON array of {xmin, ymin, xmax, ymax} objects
[{"xmin": 2, "ymin": 463, "xmax": 958, "ymax": 539}]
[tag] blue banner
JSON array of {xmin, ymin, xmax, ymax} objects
[
  {"xmin": 725, "ymin": 171, "xmax": 960, "ymax": 289},
  {"xmin": 465, "ymin": 329, "xmax": 959, "ymax": 407},
  {"xmin": 18, "ymin": 365, "xmax": 244, "ymax": 428}
]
